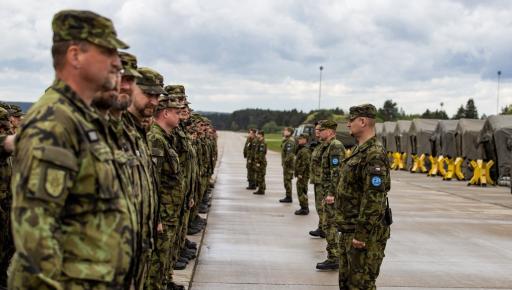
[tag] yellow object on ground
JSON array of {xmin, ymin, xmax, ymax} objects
[
  {"xmin": 468, "ymin": 160, "xmax": 495, "ymax": 186},
  {"xmin": 454, "ymin": 157, "xmax": 465, "ymax": 181},
  {"xmin": 411, "ymin": 154, "xmax": 427, "ymax": 173},
  {"xmin": 428, "ymin": 155, "xmax": 440, "ymax": 176}
]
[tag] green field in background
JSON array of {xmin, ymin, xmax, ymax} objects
[{"xmin": 265, "ymin": 133, "xmax": 282, "ymax": 152}]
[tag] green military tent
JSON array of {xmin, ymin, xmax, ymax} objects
[
  {"xmin": 433, "ymin": 120, "xmax": 459, "ymax": 158},
  {"xmin": 383, "ymin": 121, "xmax": 397, "ymax": 153},
  {"xmin": 478, "ymin": 115, "xmax": 512, "ymax": 181},
  {"xmin": 409, "ymin": 119, "xmax": 440, "ymax": 156},
  {"xmin": 375, "ymin": 123, "xmax": 384, "ymax": 145},
  {"xmin": 336, "ymin": 121, "xmax": 356, "ymax": 148},
  {"xmin": 394, "ymin": 120, "xmax": 412, "ymax": 154},
  {"xmin": 455, "ymin": 118, "xmax": 485, "ymax": 180}
]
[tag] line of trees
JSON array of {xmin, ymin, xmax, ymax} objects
[{"xmin": 377, "ymin": 98, "xmax": 480, "ymax": 121}]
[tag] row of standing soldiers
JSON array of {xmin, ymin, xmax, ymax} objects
[
  {"xmin": 244, "ymin": 106, "xmax": 393, "ymax": 290},
  {"xmin": 0, "ymin": 9, "xmax": 218, "ymax": 290}
]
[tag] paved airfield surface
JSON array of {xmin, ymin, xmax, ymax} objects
[{"xmin": 190, "ymin": 131, "xmax": 512, "ymax": 290}]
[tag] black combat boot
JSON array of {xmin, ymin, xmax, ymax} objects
[
  {"xmin": 182, "ymin": 247, "xmax": 197, "ymax": 259},
  {"xmin": 309, "ymin": 228, "xmax": 326, "ymax": 238},
  {"xmin": 279, "ymin": 196, "xmax": 292, "ymax": 203},
  {"xmin": 294, "ymin": 207, "xmax": 309, "ymax": 215},
  {"xmin": 173, "ymin": 260, "xmax": 187, "ymax": 270},
  {"xmin": 253, "ymin": 190, "xmax": 264, "ymax": 195},
  {"xmin": 186, "ymin": 239, "xmax": 197, "ymax": 250},
  {"xmin": 316, "ymin": 259, "xmax": 339, "ymax": 270},
  {"xmin": 187, "ymin": 225, "xmax": 202, "ymax": 235},
  {"xmin": 168, "ymin": 282, "xmax": 185, "ymax": 290}
]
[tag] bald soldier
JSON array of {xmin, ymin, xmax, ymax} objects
[
  {"xmin": 336, "ymin": 104, "xmax": 392, "ymax": 290},
  {"xmin": 9, "ymin": 10, "xmax": 137, "ymax": 289}
]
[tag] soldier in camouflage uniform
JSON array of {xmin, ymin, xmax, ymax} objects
[
  {"xmin": 147, "ymin": 94, "xmax": 186, "ymax": 290},
  {"xmin": 244, "ymin": 129, "xmax": 257, "ymax": 189},
  {"xmin": 252, "ymin": 130, "xmax": 267, "ymax": 195},
  {"xmin": 7, "ymin": 105, "xmax": 23, "ymax": 134},
  {"xmin": 336, "ymin": 104, "xmax": 391, "ymax": 290},
  {"xmin": 280, "ymin": 127, "xmax": 296, "ymax": 203},
  {"xmin": 8, "ymin": 10, "xmax": 138, "ymax": 289},
  {"xmin": 294, "ymin": 133, "xmax": 311, "ymax": 215},
  {"xmin": 309, "ymin": 121, "xmax": 328, "ymax": 238},
  {"xmin": 317, "ymin": 120, "xmax": 345, "ymax": 271},
  {"xmin": 0, "ymin": 108, "xmax": 14, "ymax": 288}
]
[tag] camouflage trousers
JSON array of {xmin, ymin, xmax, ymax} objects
[
  {"xmin": 255, "ymin": 163, "xmax": 266, "ymax": 192},
  {"xmin": 176, "ymin": 198, "xmax": 192, "ymax": 260},
  {"xmin": 134, "ymin": 248, "xmax": 151, "ymax": 290},
  {"xmin": 0, "ymin": 198, "xmax": 13, "ymax": 287},
  {"xmin": 322, "ymin": 202, "xmax": 338, "ymax": 262},
  {"xmin": 338, "ymin": 225, "xmax": 390, "ymax": 290},
  {"xmin": 313, "ymin": 184, "xmax": 324, "ymax": 229},
  {"xmin": 282, "ymin": 167, "xmax": 294, "ymax": 198},
  {"xmin": 295, "ymin": 178, "xmax": 309, "ymax": 208},
  {"xmin": 147, "ymin": 222, "xmax": 178, "ymax": 290},
  {"xmin": 246, "ymin": 161, "xmax": 256, "ymax": 185}
]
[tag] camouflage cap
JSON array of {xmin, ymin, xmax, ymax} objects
[
  {"xmin": 136, "ymin": 67, "xmax": 166, "ymax": 95},
  {"xmin": 8, "ymin": 105, "xmax": 23, "ymax": 117},
  {"xmin": 349, "ymin": 104, "xmax": 377, "ymax": 120},
  {"xmin": 119, "ymin": 52, "xmax": 141, "ymax": 77},
  {"xmin": 52, "ymin": 10, "xmax": 128, "ymax": 50},
  {"xmin": 164, "ymin": 85, "xmax": 191, "ymax": 104},
  {"xmin": 319, "ymin": 120, "xmax": 337, "ymax": 130},
  {"xmin": 0, "ymin": 107, "xmax": 9, "ymax": 121},
  {"xmin": 298, "ymin": 133, "xmax": 309, "ymax": 139},
  {"xmin": 156, "ymin": 96, "xmax": 185, "ymax": 111}
]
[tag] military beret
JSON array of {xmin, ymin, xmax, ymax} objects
[
  {"xmin": 52, "ymin": 10, "xmax": 128, "ymax": 50},
  {"xmin": 319, "ymin": 120, "xmax": 337, "ymax": 130},
  {"xmin": 349, "ymin": 104, "xmax": 377, "ymax": 120},
  {"xmin": 0, "ymin": 107, "xmax": 9, "ymax": 122},
  {"xmin": 156, "ymin": 96, "xmax": 185, "ymax": 111},
  {"xmin": 136, "ymin": 67, "xmax": 166, "ymax": 95},
  {"xmin": 119, "ymin": 52, "xmax": 141, "ymax": 78}
]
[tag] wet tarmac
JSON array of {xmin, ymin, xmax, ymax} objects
[{"xmin": 190, "ymin": 131, "xmax": 512, "ymax": 289}]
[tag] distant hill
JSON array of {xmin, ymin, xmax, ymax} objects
[{"xmin": 1, "ymin": 101, "xmax": 33, "ymax": 113}]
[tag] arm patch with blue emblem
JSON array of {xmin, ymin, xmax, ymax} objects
[{"xmin": 330, "ymin": 155, "xmax": 340, "ymax": 167}]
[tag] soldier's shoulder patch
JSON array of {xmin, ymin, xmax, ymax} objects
[
  {"xmin": 45, "ymin": 167, "xmax": 66, "ymax": 198},
  {"xmin": 371, "ymin": 176, "xmax": 382, "ymax": 187}
]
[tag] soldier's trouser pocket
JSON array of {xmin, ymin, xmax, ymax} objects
[{"xmin": 347, "ymin": 238, "xmax": 386, "ymax": 289}]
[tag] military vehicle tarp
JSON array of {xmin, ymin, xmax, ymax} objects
[
  {"xmin": 409, "ymin": 119, "xmax": 440, "ymax": 155},
  {"xmin": 455, "ymin": 119, "xmax": 485, "ymax": 160},
  {"xmin": 479, "ymin": 115, "xmax": 512, "ymax": 180},
  {"xmin": 433, "ymin": 120, "xmax": 459, "ymax": 157},
  {"xmin": 383, "ymin": 121, "xmax": 397, "ymax": 152}
]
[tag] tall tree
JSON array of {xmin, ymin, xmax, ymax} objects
[
  {"xmin": 452, "ymin": 105, "xmax": 466, "ymax": 119},
  {"xmin": 378, "ymin": 100, "xmax": 399, "ymax": 121},
  {"xmin": 464, "ymin": 98, "xmax": 478, "ymax": 119}
]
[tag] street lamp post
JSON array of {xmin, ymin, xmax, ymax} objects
[
  {"xmin": 497, "ymin": 70, "xmax": 502, "ymax": 115},
  {"xmin": 318, "ymin": 66, "xmax": 323, "ymax": 110}
]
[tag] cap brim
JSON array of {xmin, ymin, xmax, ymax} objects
[
  {"xmin": 123, "ymin": 67, "xmax": 142, "ymax": 78},
  {"xmin": 138, "ymin": 85, "xmax": 166, "ymax": 95},
  {"xmin": 92, "ymin": 37, "xmax": 129, "ymax": 50}
]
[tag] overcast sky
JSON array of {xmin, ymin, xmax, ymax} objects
[{"xmin": 1, "ymin": 0, "xmax": 512, "ymax": 116}]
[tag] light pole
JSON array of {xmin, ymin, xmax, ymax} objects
[
  {"xmin": 318, "ymin": 65, "xmax": 323, "ymax": 110},
  {"xmin": 497, "ymin": 70, "xmax": 502, "ymax": 115}
]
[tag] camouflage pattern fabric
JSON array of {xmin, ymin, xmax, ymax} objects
[
  {"xmin": 8, "ymin": 79, "xmax": 136, "ymax": 289},
  {"xmin": 0, "ymin": 132, "xmax": 14, "ymax": 288},
  {"xmin": 310, "ymin": 142, "xmax": 328, "ymax": 229},
  {"xmin": 253, "ymin": 139, "xmax": 267, "ymax": 193},
  {"xmin": 294, "ymin": 144, "xmax": 311, "ymax": 208},
  {"xmin": 281, "ymin": 137, "xmax": 296, "ymax": 198},
  {"xmin": 321, "ymin": 137, "xmax": 346, "ymax": 262},
  {"xmin": 336, "ymin": 136, "xmax": 391, "ymax": 289},
  {"xmin": 52, "ymin": 10, "xmax": 128, "ymax": 49},
  {"xmin": 147, "ymin": 123, "xmax": 183, "ymax": 290}
]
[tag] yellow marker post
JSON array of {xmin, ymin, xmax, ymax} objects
[
  {"xmin": 411, "ymin": 154, "xmax": 427, "ymax": 173},
  {"xmin": 443, "ymin": 157, "xmax": 455, "ymax": 180},
  {"xmin": 428, "ymin": 155, "xmax": 440, "ymax": 176},
  {"xmin": 454, "ymin": 157, "xmax": 465, "ymax": 181},
  {"xmin": 468, "ymin": 160, "xmax": 495, "ymax": 186}
]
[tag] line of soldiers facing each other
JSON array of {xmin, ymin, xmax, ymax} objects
[
  {"xmin": 2, "ymin": 10, "xmax": 217, "ymax": 290},
  {"xmin": 243, "ymin": 105, "xmax": 393, "ymax": 290}
]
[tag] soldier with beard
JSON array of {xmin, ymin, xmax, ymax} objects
[{"xmin": 9, "ymin": 10, "xmax": 137, "ymax": 289}]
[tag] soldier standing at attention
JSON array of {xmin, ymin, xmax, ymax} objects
[
  {"xmin": 279, "ymin": 127, "xmax": 296, "ymax": 203},
  {"xmin": 336, "ymin": 104, "xmax": 391, "ymax": 290},
  {"xmin": 9, "ymin": 10, "xmax": 137, "ymax": 289},
  {"xmin": 317, "ymin": 120, "xmax": 345, "ymax": 271},
  {"xmin": 309, "ymin": 121, "xmax": 328, "ymax": 238},
  {"xmin": 244, "ymin": 129, "xmax": 257, "ymax": 190},
  {"xmin": 0, "ymin": 108, "xmax": 14, "ymax": 288},
  {"xmin": 294, "ymin": 133, "xmax": 311, "ymax": 215},
  {"xmin": 252, "ymin": 130, "xmax": 267, "ymax": 195},
  {"xmin": 148, "ymin": 95, "xmax": 185, "ymax": 290}
]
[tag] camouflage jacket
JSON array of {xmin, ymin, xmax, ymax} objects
[
  {"xmin": 253, "ymin": 139, "xmax": 267, "ymax": 165},
  {"xmin": 321, "ymin": 137, "xmax": 346, "ymax": 196},
  {"xmin": 295, "ymin": 144, "xmax": 311, "ymax": 180},
  {"xmin": 170, "ymin": 124, "xmax": 194, "ymax": 203},
  {"xmin": 336, "ymin": 136, "xmax": 390, "ymax": 242},
  {"xmin": 281, "ymin": 137, "xmax": 296, "ymax": 169},
  {"xmin": 148, "ymin": 123, "xmax": 183, "ymax": 224},
  {"xmin": 10, "ymin": 79, "xmax": 136, "ymax": 288},
  {"xmin": 243, "ymin": 137, "xmax": 253, "ymax": 159},
  {"xmin": 0, "ymin": 133, "xmax": 13, "ymax": 202},
  {"xmin": 309, "ymin": 141, "xmax": 328, "ymax": 185}
]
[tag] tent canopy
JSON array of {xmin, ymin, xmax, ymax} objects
[
  {"xmin": 394, "ymin": 120, "xmax": 412, "ymax": 154},
  {"xmin": 383, "ymin": 121, "xmax": 397, "ymax": 152},
  {"xmin": 479, "ymin": 115, "xmax": 512, "ymax": 179},
  {"xmin": 336, "ymin": 121, "xmax": 356, "ymax": 148},
  {"xmin": 409, "ymin": 119, "xmax": 440, "ymax": 155},
  {"xmin": 433, "ymin": 120, "xmax": 458, "ymax": 157},
  {"xmin": 455, "ymin": 119, "xmax": 485, "ymax": 160}
]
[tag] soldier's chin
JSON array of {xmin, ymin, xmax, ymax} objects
[{"xmin": 143, "ymin": 108, "xmax": 155, "ymax": 118}]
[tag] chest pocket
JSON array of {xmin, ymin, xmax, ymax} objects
[{"xmin": 342, "ymin": 157, "xmax": 361, "ymax": 186}]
